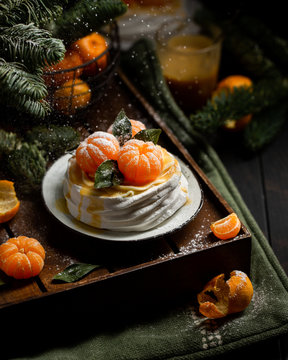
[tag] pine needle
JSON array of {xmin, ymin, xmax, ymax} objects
[
  {"xmin": 243, "ymin": 103, "xmax": 288, "ymax": 153},
  {"xmin": 0, "ymin": 129, "xmax": 19, "ymax": 155},
  {"xmin": 26, "ymin": 124, "xmax": 80, "ymax": 158},
  {"xmin": 190, "ymin": 78, "xmax": 288, "ymax": 134},
  {"xmin": 0, "ymin": 58, "xmax": 47, "ymax": 100},
  {"xmin": 0, "ymin": 0, "xmax": 67, "ymax": 27},
  {"xmin": 52, "ymin": 0, "xmax": 127, "ymax": 42},
  {"xmin": 6, "ymin": 142, "xmax": 47, "ymax": 193},
  {"xmin": 0, "ymin": 23, "xmax": 65, "ymax": 68}
]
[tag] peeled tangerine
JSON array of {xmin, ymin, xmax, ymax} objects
[
  {"xmin": 197, "ymin": 271, "xmax": 253, "ymax": 318},
  {"xmin": 76, "ymin": 131, "xmax": 120, "ymax": 176}
]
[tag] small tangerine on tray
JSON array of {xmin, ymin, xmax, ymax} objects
[
  {"xmin": 108, "ymin": 119, "xmax": 146, "ymax": 137},
  {"xmin": 0, "ymin": 236, "xmax": 45, "ymax": 279}
]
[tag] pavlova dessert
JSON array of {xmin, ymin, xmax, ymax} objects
[{"xmin": 63, "ymin": 109, "xmax": 189, "ymax": 232}]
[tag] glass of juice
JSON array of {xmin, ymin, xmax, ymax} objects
[{"xmin": 156, "ymin": 17, "xmax": 222, "ymax": 113}]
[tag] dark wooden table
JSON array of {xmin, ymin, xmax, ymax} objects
[{"xmin": 214, "ymin": 122, "xmax": 288, "ymax": 359}]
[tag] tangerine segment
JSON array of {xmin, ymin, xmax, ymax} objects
[
  {"xmin": 0, "ymin": 236, "xmax": 45, "ymax": 279},
  {"xmin": 0, "ymin": 180, "xmax": 20, "ymax": 223},
  {"xmin": 118, "ymin": 139, "xmax": 163, "ymax": 185},
  {"xmin": 76, "ymin": 131, "xmax": 120, "ymax": 176},
  {"xmin": 108, "ymin": 119, "xmax": 146, "ymax": 137},
  {"xmin": 210, "ymin": 212, "xmax": 241, "ymax": 240}
]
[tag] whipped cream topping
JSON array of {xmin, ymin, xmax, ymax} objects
[{"xmin": 63, "ymin": 147, "xmax": 189, "ymax": 232}]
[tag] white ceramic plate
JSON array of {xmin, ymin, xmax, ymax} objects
[{"xmin": 42, "ymin": 153, "xmax": 203, "ymax": 241}]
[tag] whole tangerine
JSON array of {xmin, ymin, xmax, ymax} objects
[
  {"xmin": 44, "ymin": 50, "xmax": 83, "ymax": 87},
  {"xmin": 76, "ymin": 131, "xmax": 120, "ymax": 176},
  {"xmin": 107, "ymin": 119, "xmax": 146, "ymax": 137},
  {"xmin": 0, "ymin": 236, "xmax": 45, "ymax": 279},
  {"xmin": 213, "ymin": 75, "xmax": 253, "ymax": 131},
  {"xmin": 117, "ymin": 139, "xmax": 163, "ymax": 185},
  {"xmin": 71, "ymin": 32, "xmax": 108, "ymax": 77},
  {"xmin": 53, "ymin": 78, "xmax": 91, "ymax": 115}
]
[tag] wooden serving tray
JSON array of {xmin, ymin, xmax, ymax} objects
[{"xmin": 0, "ymin": 72, "xmax": 251, "ymax": 313}]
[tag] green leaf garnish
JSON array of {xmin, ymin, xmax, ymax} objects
[
  {"xmin": 0, "ymin": 278, "xmax": 6, "ymax": 287},
  {"xmin": 112, "ymin": 109, "xmax": 132, "ymax": 145},
  {"xmin": 134, "ymin": 129, "xmax": 162, "ymax": 144},
  {"xmin": 52, "ymin": 263, "xmax": 101, "ymax": 283},
  {"xmin": 94, "ymin": 160, "xmax": 123, "ymax": 189}
]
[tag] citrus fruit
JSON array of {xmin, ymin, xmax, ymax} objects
[
  {"xmin": 210, "ymin": 212, "xmax": 241, "ymax": 240},
  {"xmin": 53, "ymin": 78, "xmax": 91, "ymax": 115},
  {"xmin": 76, "ymin": 131, "xmax": 120, "ymax": 176},
  {"xmin": 0, "ymin": 236, "xmax": 45, "ymax": 279},
  {"xmin": 71, "ymin": 32, "xmax": 108, "ymax": 76},
  {"xmin": 108, "ymin": 119, "xmax": 146, "ymax": 137},
  {"xmin": 213, "ymin": 75, "xmax": 253, "ymax": 131},
  {"xmin": 227, "ymin": 270, "xmax": 254, "ymax": 314},
  {"xmin": 197, "ymin": 270, "xmax": 253, "ymax": 318},
  {"xmin": 0, "ymin": 180, "xmax": 20, "ymax": 223},
  {"xmin": 217, "ymin": 75, "xmax": 252, "ymax": 90},
  {"xmin": 117, "ymin": 139, "xmax": 163, "ymax": 185},
  {"xmin": 44, "ymin": 50, "xmax": 83, "ymax": 87}
]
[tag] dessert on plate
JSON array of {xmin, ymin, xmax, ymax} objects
[{"xmin": 63, "ymin": 110, "xmax": 189, "ymax": 232}]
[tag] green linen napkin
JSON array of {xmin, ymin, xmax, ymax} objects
[{"xmin": 7, "ymin": 38, "xmax": 288, "ymax": 360}]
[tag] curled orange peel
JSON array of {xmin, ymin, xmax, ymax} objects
[{"xmin": 197, "ymin": 270, "xmax": 253, "ymax": 319}]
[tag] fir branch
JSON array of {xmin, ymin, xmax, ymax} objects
[
  {"xmin": 222, "ymin": 27, "xmax": 282, "ymax": 80},
  {"xmin": 0, "ymin": 58, "xmax": 52, "ymax": 118},
  {"xmin": 237, "ymin": 16, "xmax": 288, "ymax": 76},
  {"xmin": 6, "ymin": 142, "xmax": 47, "ymax": 193},
  {"xmin": 190, "ymin": 79, "xmax": 288, "ymax": 134},
  {"xmin": 0, "ymin": 23, "xmax": 65, "ymax": 68},
  {"xmin": 52, "ymin": 0, "xmax": 127, "ymax": 42},
  {"xmin": 26, "ymin": 124, "xmax": 80, "ymax": 158},
  {"xmin": 0, "ymin": 0, "xmax": 67, "ymax": 27},
  {"xmin": 0, "ymin": 58, "xmax": 47, "ymax": 100},
  {"xmin": 243, "ymin": 103, "xmax": 288, "ymax": 153},
  {"xmin": 0, "ymin": 129, "xmax": 20, "ymax": 155}
]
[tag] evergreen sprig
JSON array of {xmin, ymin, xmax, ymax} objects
[
  {"xmin": 190, "ymin": 78, "xmax": 288, "ymax": 135},
  {"xmin": 26, "ymin": 124, "xmax": 80, "ymax": 158},
  {"xmin": 244, "ymin": 103, "xmax": 288, "ymax": 153},
  {"xmin": 1, "ymin": 125, "xmax": 80, "ymax": 192},
  {"xmin": 0, "ymin": 0, "xmax": 67, "ymax": 27},
  {"xmin": 0, "ymin": 24, "xmax": 65, "ymax": 68},
  {"xmin": 0, "ymin": 129, "xmax": 19, "ymax": 155},
  {"xmin": 6, "ymin": 142, "xmax": 47, "ymax": 193},
  {"xmin": 52, "ymin": 0, "xmax": 127, "ymax": 42},
  {"xmin": 0, "ymin": 58, "xmax": 51, "ymax": 118}
]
